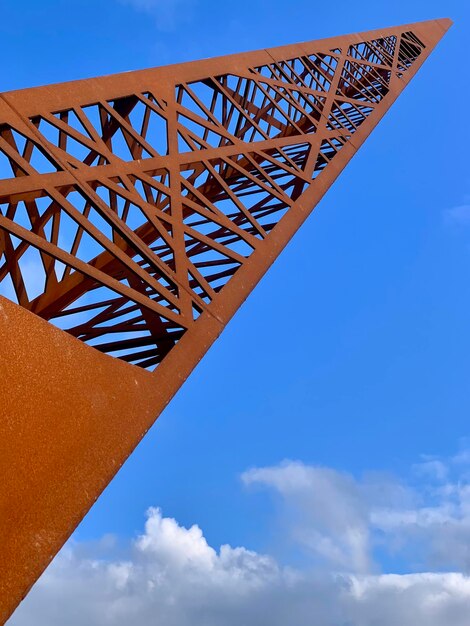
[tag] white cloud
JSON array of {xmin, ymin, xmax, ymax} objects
[
  {"xmin": 412, "ymin": 457, "xmax": 448, "ymax": 482},
  {"xmin": 118, "ymin": 0, "xmax": 195, "ymax": 31},
  {"xmin": 444, "ymin": 204, "xmax": 470, "ymax": 225},
  {"xmin": 8, "ymin": 507, "xmax": 470, "ymax": 626},
  {"xmin": 243, "ymin": 455, "xmax": 470, "ymax": 574},
  {"xmin": 8, "ymin": 448, "xmax": 470, "ymax": 626},
  {"xmin": 345, "ymin": 573, "xmax": 470, "ymax": 626},
  {"xmin": 243, "ymin": 462, "xmax": 373, "ymax": 573}
]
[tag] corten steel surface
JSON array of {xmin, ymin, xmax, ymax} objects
[{"xmin": 0, "ymin": 18, "xmax": 450, "ymax": 622}]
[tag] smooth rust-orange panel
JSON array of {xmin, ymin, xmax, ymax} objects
[
  {"xmin": 0, "ymin": 297, "xmax": 161, "ymax": 619},
  {"xmin": 0, "ymin": 19, "xmax": 451, "ymax": 623}
]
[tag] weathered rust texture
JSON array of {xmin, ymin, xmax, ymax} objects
[{"xmin": 0, "ymin": 19, "xmax": 450, "ymax": 623}]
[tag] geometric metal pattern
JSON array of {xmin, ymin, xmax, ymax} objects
[
  {"xmin": 0, "ymin": 19, "xmax": 451, "ymax": 624},
  {"xmin": 0, "ymin": 27, "xmax": 436, "ymax": 368}
]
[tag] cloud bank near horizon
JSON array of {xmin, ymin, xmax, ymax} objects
[{"xmin": 9, "ymin": 447, "xmax": 470, "ymax": 626}]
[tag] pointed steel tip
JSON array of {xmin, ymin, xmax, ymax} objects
[
  {"xmin": 412, "ymin": 16, "xmax": 453, "ymax": 32},
  {"xmin": 437, "ymin": 17, "xmax": 454, "ymax": 29},
  {"xmin": 411, "ymin": 17, "xmax": 453, "ymax": 47}
]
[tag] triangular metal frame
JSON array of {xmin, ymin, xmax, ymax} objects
[{"xmin": 0, "ymin": 18, "xmax": 451, "ymax": 621}]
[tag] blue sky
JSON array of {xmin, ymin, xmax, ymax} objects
[{"xmin": 3, "ymin": 0, "xmax": 470, "ymax": 623}]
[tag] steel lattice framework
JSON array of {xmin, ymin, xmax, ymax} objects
[{"xmin": 0, "ymin": 19, "xmax": 450, "ymax": 623}]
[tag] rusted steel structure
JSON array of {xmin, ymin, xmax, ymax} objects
[{"xmin": 0, "ymin": 19, "xmax": 450, "ymax": 622}]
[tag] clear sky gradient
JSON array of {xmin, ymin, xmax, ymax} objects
[{"xmin": 3, "ymin": 0, "xmax": 470, "ymax": 623}]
